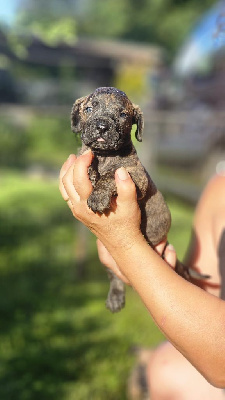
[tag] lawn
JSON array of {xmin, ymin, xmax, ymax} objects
[
  {"xmin": 0, "ymin": 112, "xmax": 195, "ymax": 399},
  {"xmin": 0, "ymin": 168, "xmax": 194, "ymax": 400}
]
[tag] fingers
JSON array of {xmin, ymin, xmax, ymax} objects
[
  {"xmin": 97, "ymin": 239, "xmax": 113, "ymax": 266},
  {"xmin": 72, "ymin": 150, "xmax": 93, "ymax": 200},
  {"xmin": 115, "ymin": 167, "xmax": 138, "ymax": 207},
  {"xmin": 155, "ymin": 239, "xmax": 168, "ymax": 256},
  {"xmin": 96, "ymin": 239, "xmax": 130, "ymax": 285},
  {"xmin": 59, "ymin": 154, "xmax": 76, "ymax": 200},
  {"xmin": 60, "ymin": 150, "xmax": 93, "ymax": 208},
  {"xmin": 164, "ymin": 244, "xmax": 176, "ymax": 269},
  {"xmin": 62, "ymin": 163, "xmax": 80, "ymax": 210}
]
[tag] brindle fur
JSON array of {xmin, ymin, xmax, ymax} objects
[{"xmin": 71, "ymin": 87, "xmax": 207, "ymax": 313}]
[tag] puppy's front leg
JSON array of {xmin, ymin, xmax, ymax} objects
[
  {"xmin": 126, "ymin": 164, "xmax": 149, "ymax": 200},
  {"xmin": 87, "ymin": 172, "xmax": 116, "ymax": 213}
]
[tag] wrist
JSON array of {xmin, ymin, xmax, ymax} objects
[
  {"xmin": 105, "ymin": 231, "xmax": 148, "ymax": 272},
  {"xmin": 103, "ymin": 227, "xmax": 144, "ymax": 253}
]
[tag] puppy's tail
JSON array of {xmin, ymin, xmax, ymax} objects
[{"xmin": 161, "ymin": 241, "xmax": 210, "ymax": 281}]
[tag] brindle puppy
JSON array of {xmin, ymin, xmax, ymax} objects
[{"xmin": 71, "ymin": 87, "xmax": 209, "ymax": 313}]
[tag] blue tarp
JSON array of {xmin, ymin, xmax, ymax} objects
[{"xmin": 174, "ymin": 1, "xmax": 225, "ymax": 76}]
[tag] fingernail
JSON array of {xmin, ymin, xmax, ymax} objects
[
  {"xmin": 67, "ymin": 154, "xmax": 74, "ymax": 161},
  {"xmin": 83, "ymin": 149, "xmax": 92, "ymax": 155},
  {"xmin": 166, "ymin": 244, "xmax": 175, "ymax": 252},
  {"xmin": 117, "ymin": 167, "xmax": 129, "ymax": 180}
]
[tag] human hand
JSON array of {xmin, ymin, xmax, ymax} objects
[
  {"xmin": 96, "ymin": 239, "xmax": 130, "ymax": 284},
  {"xmin": 59, "ymin": 152, "xmax": 176, "ymax": 281},
  {"xmin": 96, "ymin": 237, "xmax": 177, "ymax": 285},
  {"xmin": 59, "ymin": 151, "xmax": 143, "ymax": 252}
]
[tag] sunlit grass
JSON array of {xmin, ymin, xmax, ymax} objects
[{"xmin": 0, "ymin": 170, "xmax": 194, "ymax": 399}]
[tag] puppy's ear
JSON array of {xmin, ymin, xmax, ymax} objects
[
  {"xmin": 71, "ymin": 96, "xmax": 86, "ymax": 133},
  {"xmin": 132, "ymin": 104, "xmax": 144, "ymax": 142}
]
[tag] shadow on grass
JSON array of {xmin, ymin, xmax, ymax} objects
[
  {"xmin": 0, "ymin": 172, "xmax": 192, "ymax": 399},
  {"xmin": 0, "ymin": 256, "xmax": 122, "ymax": 400},
  {"xmin": 0, "ymin": 171, "xmax": 133, "ymax": 399}
]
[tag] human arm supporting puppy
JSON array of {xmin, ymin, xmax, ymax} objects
[{"xmin": 60, "ymin": 151, "xmax": 225, "ymax": 388}]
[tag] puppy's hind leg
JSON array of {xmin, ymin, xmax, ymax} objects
[{"xmin": 106, "ymin": 270, "xmax": 125, "ymax": 313}]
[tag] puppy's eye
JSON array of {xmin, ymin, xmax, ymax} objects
[
  {"xmin": 85, "ymin": 107, "xmax": 92, "ymax": 113},
  {"xmin": 120, "ymin": 112, "xmax": 127, "ymax": 118}
]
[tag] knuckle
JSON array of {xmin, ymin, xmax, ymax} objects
[
  {"xmin": 70, "ymin": 203, "xmax": 80, "ymax": 219},
  {"xmin": 62, "ymin": 173, "xmax": 68, "ymax": 187}
]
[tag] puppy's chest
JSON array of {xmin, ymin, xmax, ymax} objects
[{"xmin": 91, "ymin": 154, "xmax": 137, "ymax": 177}]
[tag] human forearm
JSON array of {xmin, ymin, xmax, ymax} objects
[
  {"xmin": 60, "ymin": 153, "xmax": 225, "ymax": 387},
  {"xmin": 107, "ymin": 237, "xmax": 225, "ymax": 387}
]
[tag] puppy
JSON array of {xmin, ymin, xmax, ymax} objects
[{"xmin": 71, "ymin": 87, "xmax": 208, "ymax": 313}]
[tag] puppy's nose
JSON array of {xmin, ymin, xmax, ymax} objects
[{"xmin": 96, "ymin": 120, "xmax": 109, "ymax": 134}]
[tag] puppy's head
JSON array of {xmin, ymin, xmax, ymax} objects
[{"xmin": 71, "ymin": 87, "xmax": 144, "ymax": 152}]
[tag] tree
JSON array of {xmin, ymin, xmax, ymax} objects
[
  {"xmin": 8, "ymin": 0, "xmax": 218, "ymax": 55},
  {"xmin": 76, "ymin": 0, "xmax": 217, "ymax": 55},
  {"xmin": 11, "ymin": 0, "xmax": 77, "ymax": 49}
]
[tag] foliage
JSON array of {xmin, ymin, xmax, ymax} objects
[
  {"xmin": 18, "ymin": 17, "xmax": 77, "ymax": 48},
  {"xmin": 25, "ymin": 115, "xmax": 78, "ymax": 169},
  {"xmin": 0, "ymin": 113, "xmax": 80, "ymax": 169},
  {"xmin": 0, "ymin": 119, "xmax": 28, "ymax": 168},
  {"xmin": 6, "ymin": 0, "xmax": 77, "ymax": 59},
  {"xmin": 9, "ymin": 0, "xmax": 217, "ymax": 56},
  {"xmin": 75, "ymin": 0, "xmax": 217, "ymax": 54}
]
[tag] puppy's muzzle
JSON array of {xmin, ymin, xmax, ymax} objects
[
  {"xmin": 96, "ymin": 119, "xmax": 110, "ymax": 135},
  {"xmin": 83, "ymin": 116, "xmax": 122, "ymax": 150}
]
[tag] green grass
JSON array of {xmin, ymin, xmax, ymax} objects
[
  {"xmin": 167, "ymin": 194, "xmax": 194, "ymax": 260},
  {"xmin": 0, "ymin": 168, "xmax": 194, "ymax": 399},
  {"xmin": 0, "ymin": 110, "xmax": 195, "ymax": 399},
  {"xmin": 0, "ymin": 110, "xmax": 195, "ymax": 398}
]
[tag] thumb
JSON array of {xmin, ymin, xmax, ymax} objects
[{"xmin": 115, "ymin": 167, "xmax": 137, "ymax": 206}]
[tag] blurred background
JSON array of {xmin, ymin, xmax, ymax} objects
[{"xmin": 0, "ymin": 0, "xmax": 225, "ymax": 399}]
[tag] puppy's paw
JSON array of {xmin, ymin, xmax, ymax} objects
[
  {"xmin": 87, "ymin": 191, "xmax": 111, "ymax": 213},
  {"xmin": 106, "ymin": 288, "xmax": 125, "ymax": 313}
]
